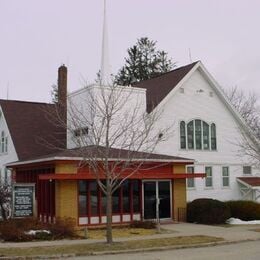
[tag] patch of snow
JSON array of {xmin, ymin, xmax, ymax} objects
[
  {"xmin": 24, "ymin": 230, "xmax": 51, "ymax": 235},
  {"xmin": 226, "ymin": 218, "xmax": 260, "ymax": 225}
]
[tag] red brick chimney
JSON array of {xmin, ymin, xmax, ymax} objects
[{"xmin": 57, "ymin": 65, "xmax": 67, "ymax": 124}]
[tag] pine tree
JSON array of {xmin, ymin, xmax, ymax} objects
[{"xmin": 115, "ymin": 37, "xmax": 175, "ymax": 86}]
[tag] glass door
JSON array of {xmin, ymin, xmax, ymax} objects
[
  {"xmin": 143, "ymin": 180, "xmax": 171, "ymax": 220},
  {"xmin": 143, "ymin": 182, "xmax": 156, "ymax": 219}
]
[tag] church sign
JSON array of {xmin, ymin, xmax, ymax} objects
[{"xmin": 13, "ymin": 184, "xmax": 35, "ymax": 218}]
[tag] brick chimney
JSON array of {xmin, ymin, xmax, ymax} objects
[{"xmin": 57, "ymin": 65, "xmax": 67, "ymax": 124}]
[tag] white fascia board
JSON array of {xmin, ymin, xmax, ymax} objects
[{"xmin": 7, "ymin": 156, "xmax": 194, "ymax": 167}]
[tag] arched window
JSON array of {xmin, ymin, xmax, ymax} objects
[
  {"xmin": 187, "ymin": 121, "xmax": 194, "ymax": 149},
  {"xmin": 180, "ymin": 120, "xmax": 216, "ymax": 151},
  {"xmin": 180, "ymin": 121, "xmax": 186, "ymax": 149},
  {"xmin": 211, "ymin": 123, "xmax": 217, "ymax": 150},
  {"xmin": 203, "ymin": 122, "xmax": 209, "ymax": 150},
  {"xmin": 195, "ymin": 119, "xmax": 202, "ymax": 149}
]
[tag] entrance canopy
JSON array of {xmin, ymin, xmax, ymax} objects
[{"xmin": 237, "ymin": 177, "xmax": 260, "ymax": 201}]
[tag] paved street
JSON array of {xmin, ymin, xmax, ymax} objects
[{"xmin": 72, "ymin": 240, "xmax": 260, "ymax": 260}]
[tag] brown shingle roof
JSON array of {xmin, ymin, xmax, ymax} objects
[
  {"xmin": 237, "ymin": 177, "xmax": 260, "ymax": 187},
  {"xmin": 134, "ymin": 61, "xmax": 199, "ymax": 112},
  {"xmin": 0, "ymin": 99, "xmax": 66, "ymax": 161},
  {"xmin": 8, "ymin": 145, "xmax": 194, "ymax": 166}
]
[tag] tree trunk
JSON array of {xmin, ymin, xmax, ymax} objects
[{"xmin": 106, "ymin": 181, "xmax": 113, "ymax": 244}]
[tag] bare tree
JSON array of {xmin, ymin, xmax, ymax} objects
[
  {"xmin": 0, "ymin": 179, "xmax": 11, "ymax": 220},
  {"xmin": 224, "ymin": 86, "xmax": 260, "ymax": 165},
  {"xmin": 225, "ymin": 86, "xmax": 260, "ymax": 138},
  {"xmin": 49, "ymin": 83, "xmax": 170, "ymax": 244}
]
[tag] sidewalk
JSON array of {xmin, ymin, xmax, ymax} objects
[{"xmin": 0, "ymin": 222, "xmax": 259, "ymax": 249}]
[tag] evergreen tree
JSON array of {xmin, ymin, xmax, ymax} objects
[{"xmin": 115, "ymin": 37, "xmax": 175, "ymax": 86}]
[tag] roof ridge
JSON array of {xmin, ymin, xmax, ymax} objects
[
  {"xmin": 134, "ymin": 60, "xmax": 200, "ymax": 86},
  {"xmin": 0, "ymin": 99, "xmax": 54, "ymax": 106}
]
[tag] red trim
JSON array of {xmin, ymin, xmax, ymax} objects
[{"xmin": 39, "ymin": 173, "xmax": 205, "ymax": 180}]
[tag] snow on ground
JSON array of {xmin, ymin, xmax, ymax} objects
[
  {"xmin": 24, "ymin": 230, "xmax": 51, "ymax": 235},
  {"xmin": 226, "ymin": 218, "xmax": 260, "ymax": 225}
]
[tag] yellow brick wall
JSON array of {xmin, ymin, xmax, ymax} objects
[
  {"xmin": 55, "ymin": 163, "xmax": 78, "ymax": 174},
  {"xmin": 55, "ymin": 163, "xmax": 78, "ymax": 220},
  {"xmin": 172, "ymin": 164, "xmax": 187, "ymax": 221},
  {"xmin": 55, "ymin": 180, "xmax": 78, "ymax": 220}
]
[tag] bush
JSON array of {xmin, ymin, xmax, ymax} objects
[
  {"xmin": 187, "ymin": 198, "xmax": 231, "ymax": 224},
  {"xmin": 226, "ymin": 200, "xmax": 260, "ymax": 221},
  {"xmin": 47, "ymin": 217, "xmax": 77, "ymax": 239},
  {"xmin": 0, "ymin": 217, "xmax": 77, "ymax": 242},
  {"xmin": 0, "ymin": 218, "xmax": 47, "ymax": 242},
  {"xmin": 130, "ymin": 220, "xmax": 156, "ymax": 229}
]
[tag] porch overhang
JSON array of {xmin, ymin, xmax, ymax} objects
[
  {"xmin": 39, "ymin": 173, "xmax": 205, "ymax": 180},
  {"xmin": 237, "ymin": 177, "xmax": 260, "ymax": 201}
]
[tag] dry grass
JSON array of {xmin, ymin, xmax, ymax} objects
[
  {"xmin": 0, "ymin": 236, "xmax": 223, "ymax": 257},
  {"xmin": 78, "ymin": 227, "xmax": 158, "ymax": 239}
]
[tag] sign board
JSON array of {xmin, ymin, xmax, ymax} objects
[{"xmin": 13, "ymin": 184, "xmax": 35, "ymax": 218}]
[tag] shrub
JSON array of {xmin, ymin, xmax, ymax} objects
[
  {"xmin": 130, "ymin": 220, "xmax": 156, "ymax": 229},
  {"xmin": 47, "ymin": 217, "xmax": 77, "ymax": 239},
  {"xmin": 0, "ymin": 218, "xmax": 46, "ymax": 242},
  {"xmin": 187, "ymin": 198, "xmax": 231, "ymax": 224},
  {"xmin": 226, "ymin": 200, "xmax": 260, "ymax": 221}
]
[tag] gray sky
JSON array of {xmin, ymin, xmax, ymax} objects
[{"xmin": 1, "ymin": 0, "xmax": 259, "ymax": 103}]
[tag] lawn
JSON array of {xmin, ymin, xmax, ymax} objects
[{"xmin": 0, "ymin": 236, "xmax": 223, "ymax": 257}]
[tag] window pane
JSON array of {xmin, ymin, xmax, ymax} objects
[
  {"xmin": 122, "ymin": 180, "xmax": 130, "ymax": 213},
  {"xmin": 205, "ymin": 167, "xmax": 212, "ymax": 187},
  {"xmin": 112, "ymin": 187, "xmax": 120, "ymax": 213},
  {"xmin": 187, "ymin": 166, "xmax": 195, "ymax": 188},
  {"xmin": 79, "ymin": 181, "xmax": 87, "ymax": 216},
  {"xmin": 133, "ymin": 180, "xmax": 140, "ymax": 213},
  {"xmin": 89, "ymin": 181, "xmax": 98, "ymax": 215},
  {"xmin": 195, "ymin": 120, "xmax": 202, "ymax": 149},
  {"xmin": 203, "ymin": 122, "xmax": 209, "ymax": 150},
  {"xmin": 243, "ymin": 166, "xmax": 251, "ymax": 175},
  {"xmin": 180, "ymin": 121, "xmax": 186, "ymax": 149},
  {"xmin": 211, "ymin": 124, "xmax": 217, "ymax": 150},
  {"xmin": 100, "ymin": 181, "xmax": 106, "ymax": 215},
  {"xmin": 187, "ymin": 121, "xmax": 194, "ymax": 149},
  {"xmin": 222, "ymin": 167, "xmax": 229, "ymax": 187}
]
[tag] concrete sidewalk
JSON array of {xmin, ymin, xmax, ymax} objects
[{"xmin": 0, "ymin": 223, "xmax": 259, "ymax": 249}]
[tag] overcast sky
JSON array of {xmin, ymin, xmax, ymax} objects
[{"xmin": 0, "ymin": 0, "xmax": 260, "ymax": 103}]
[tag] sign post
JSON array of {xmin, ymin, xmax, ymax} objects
[{"xmin": 12, "ymin": 184, "xmax": 35, "ymax": 218}]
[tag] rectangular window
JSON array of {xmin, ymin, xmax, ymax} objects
[
  {"xmin": 243, "ymin": 166, "xmax": 252, "ymax": 175},
  {"xmin": 133, "ymin": 180, "xmax": 140, "ymax": 213},
  {"xmin": 122, "ymin": 180, "xmax": 130, "ymax": 213},
  {"xmin": 205, "ymin": 166, "xmax": 213, "ymax": 187},
  {"xmin": 79, "ymin": 181, "xmax": 87, "ymax": 216},
  {"xmin": 187, "ymin": 166, "xmax": 195, "ymax": 188},
  {"xmin": 89, "ymin": 181, "xmax": 98, "ymax": 215},
  {"xmin": 180, "ymin": 121, "xmax": 186, "ymax": 149},
  {"xmin": 222, "ymin": 167, "xmax": 229, "ymax": 187},
  {"xmin": 112, "ymin": 188, "xmax": 120, "ymax": 213}
]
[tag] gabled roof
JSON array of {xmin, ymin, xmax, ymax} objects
[
  {"xmin": 7, "ymin": 145, "xmax": 194, "ymax": 166},
  {"xmin": 0, "ymin": 99, "xmax": 66, "ymax": 161},
  {"xmin": 134, "ymin": 61, "xmax": 199, "ymax": 112}
]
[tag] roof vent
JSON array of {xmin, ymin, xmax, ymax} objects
[
  {"xmin": 179, "ymin": 88, "xmax": 184, "ymax": 93},
  {"xmin": 209, "ymin": 91, "xmax": 214, "ymax": 97}
]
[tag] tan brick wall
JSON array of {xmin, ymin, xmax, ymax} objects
[{"xmin": 172, "ymin": 164, "xmax": 187, "ymax": 221}]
